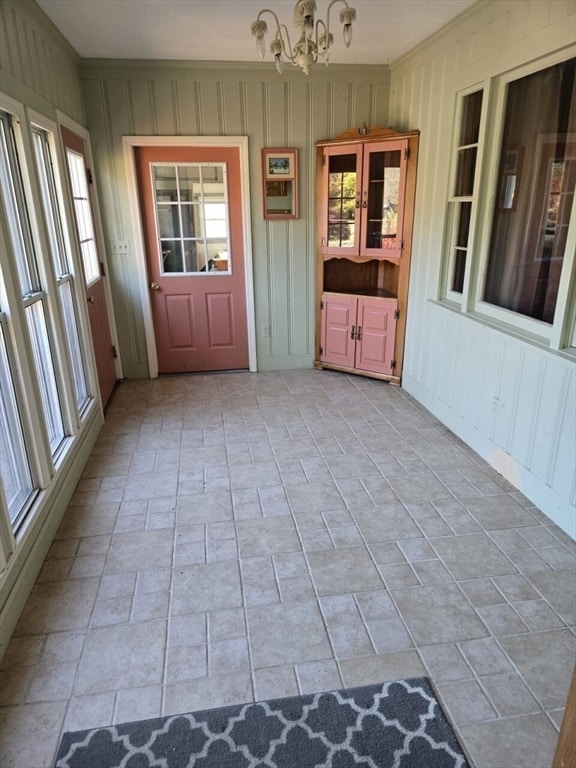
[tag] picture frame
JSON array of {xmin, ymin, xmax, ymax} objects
[
  {"xmin": 261, "ymin": 148, "xmax": 298, "ymax": 219},
  {"xmin": 263, "ymin": 149, "xmax": 296, "ymax": 179}
]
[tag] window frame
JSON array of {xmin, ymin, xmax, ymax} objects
[
  {"xmin": 440, "ymin": 49, "xmax": 576, "ymax": 353},
  {"xmin": 0, "ymin": 92, "xmax": 99, "ymax": 536},
  {"xmin": 441, "ymin": 83, "xmax": 489, "ymax": 309},
  {"xmin": 29, "ymin": 116, "xmax": 93, "ymax": 415}
]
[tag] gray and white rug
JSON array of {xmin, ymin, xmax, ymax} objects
[{"xmin": 54, "ymin": 677, "xmax": 469, "ymax": 767}]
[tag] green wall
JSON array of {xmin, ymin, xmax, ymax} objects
[{"xmin": 79, "ymin": 61, "xmax": 391, "ymax": 376}]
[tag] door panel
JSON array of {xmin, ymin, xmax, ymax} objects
[
  {"xmin": 206, "ymin": 293, "xmax": 234, "ymax": 346},
  {"xmin": 356, "ymin": 298, "xmax": 397, "ymax": 375},
  {"xmin": 136, "ymin": 146, "xmax": 248, "ymax": 374},
  {"xmin": 61, "ymin": 126, "xmax": 117, "ymax": 407},
  {"xmin": 321, "ymin": 294, "xmax": 356, "ymax": 367}
]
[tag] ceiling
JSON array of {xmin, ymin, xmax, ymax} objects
[{"xmin": 36, "ymin": 0, "xmax": 478, "ymax": 66}]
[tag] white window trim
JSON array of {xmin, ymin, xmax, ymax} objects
[
  {"xmin": 28, "ymin": 111, "xmax": 100, "ymax": 418},
  {"xmin": 441, "ymin": 81, "xmax": 489, "ymax": 309},
  {"xmin": 441, "ymin": 48, "xmax": 576, "ymax": 353}
]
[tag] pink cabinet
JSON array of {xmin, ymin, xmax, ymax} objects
[
  {"xmin": 320, "ymin": 293, "xmax": 398, "ymax": 377},
  {"xmin": 315, "ymin": 127, "xmax": 419, "ymax": 385}
]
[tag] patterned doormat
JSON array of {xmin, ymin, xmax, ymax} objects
[{"xmin": 54, "ymin": 677, "xmax": 470, "ymax": 768}]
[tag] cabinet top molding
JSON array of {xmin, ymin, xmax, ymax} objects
[{"xmin": 316, "ymin": 125, "xmax": 420, "ymax": 147}]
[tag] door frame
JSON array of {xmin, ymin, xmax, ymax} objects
[
  {"xmin": 123, "ymin": 135, "xmax": 257, "ymax": 378},
  {"xmin": 56, "ymin": 111, "xmax": 123, "ymax": 395}
]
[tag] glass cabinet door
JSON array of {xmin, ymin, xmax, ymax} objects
[
  {"xmin": 322, "ymin": 144, "xmax": 362, "ymax": 257},
  {"xmin": 360, "ymin": 139, "xmax": 408, "ymax": 258},
  {"xmin": 321, "ymin": 139, "xmax": 408, "ymax": 259}
]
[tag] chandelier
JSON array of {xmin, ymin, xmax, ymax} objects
[{"xmin": 250, "ymin": 0, "xmax": 357, "ymax": 76}]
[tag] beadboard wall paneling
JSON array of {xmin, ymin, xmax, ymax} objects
[
  {"xmin": 80, "ymin": 63, "xmax": 390, "ymax": 376},
  {"xmin": 0, "ymin": 0, "xmax": 84, "ymax": 123},
  {"xmin": 388, "ymin": 0, "xmax": 576, "ymax": 535}
]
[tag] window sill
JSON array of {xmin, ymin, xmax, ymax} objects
[{"xmin": 431, "ymin": 299, "xmax": 575, "ymax": 360}]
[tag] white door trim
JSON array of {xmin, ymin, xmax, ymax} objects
[{"xmin": 122, "ymin": 135, "xmax": 257, "ymax": 378}]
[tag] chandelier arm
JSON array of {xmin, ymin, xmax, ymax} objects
[
  {"xmin": 278, "ymin": 23, "xmax": 299, "ymax": 63},
  {"xmin": 315, "ymin": 18, "xmax": 327, "ymax": 52}
]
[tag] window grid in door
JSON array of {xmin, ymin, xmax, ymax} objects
[
  {"xmin": 152, "ymin": 163, "xmax": 230, "ymax": 274},
  {"xmin": 65, "ymin": 148, "xmax": 101, "ymax": 286}
]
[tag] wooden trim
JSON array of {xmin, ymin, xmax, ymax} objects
[
  {"xmin": 316, "ymin": 125, "xmax": 420, "ymax": 148},
  {"xmin": 553, "ymin": 668, "xmax": 576, "ymax": 768},
  {"xmin": 314, "ymin": 360, "xmax": 401, "ymax": 386}
]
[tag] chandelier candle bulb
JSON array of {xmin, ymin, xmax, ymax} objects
[{"xmin": 250, "ymin": 0, "xmax": 356, "ymax": 75}]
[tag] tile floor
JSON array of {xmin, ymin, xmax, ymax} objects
[{"xmin": 1, "ymin": 370, "xmax": 575, "ymax": 768}]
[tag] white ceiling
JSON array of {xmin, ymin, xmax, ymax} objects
[{"xmin": 37, "ymin": 0, "xmax": 478, "ymax": 66}]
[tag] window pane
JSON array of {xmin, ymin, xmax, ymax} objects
[
  {"xmin": 327, "ymin": 154, "xmax": 357, "ymax": 248},
  {"xmin": 366, "ymin": 150, "xmax": 401, "ymax": 249},
  {"xmin": 484, "ymin": 58, "xmax": 576, "ymax": 323},
  {"xmin": 459, "ymin": 90, "xmax": 483, "ymax": 146},
  {"xmin": 451, "ymin": 202, "xmax": 472, "ymax": 293},
  {"xmin": 454, "ymin": 147, "xmax": 477, "ymax": 196},
  {"xmin": 25, "ymin": 300, "xmax": 65, "ymax": 453},
  {"xmin": 0, "ymin": 319, "xmax": 34, "ymax": 525},
  {"xmin": 0, "ymin": 113, "xmax": 38, "ymax": 293},
  {"xmin": 59, "ymin": 279, "xmax": 89, "ymax": 406}
]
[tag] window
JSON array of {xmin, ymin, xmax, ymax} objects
[
  {"xmin": 32, "ymin": 127, "xmax": 90, "ymax": 411},
  {"xmin": 441, "ymin": 55, "xmax": 576, "ymax": 350},
  {"xmin": 484, "ymin": 58, "xmax": 575, "ymax": 324},
  {"xmin": 0, "ymin": 110, "xmax": 65, "ymax": 454},
  {"xmin": 443, "ymin": 89, "xmax": 484, "ymax": 300},
  {"xmin": 0, "ymin": 307, "xmax": 34, "ymax": 526}
]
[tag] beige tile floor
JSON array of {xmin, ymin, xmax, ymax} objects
[{"xmin": 1, "ymin": 370, "xmax": 575, "ymax": 768}]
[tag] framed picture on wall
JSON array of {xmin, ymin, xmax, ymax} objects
[{"xmin": 261, "ymin": 148, "xmax": 298, "ymax": 219}]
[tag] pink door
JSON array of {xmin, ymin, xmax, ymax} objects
[
  {"xmin": 320, "ymin": 293, "xmax": 356, "ymax": 368},
  {"xmin": 61, "ymin": 127, "xmax": 117, "ymax": 407},
  {"xmin": 355, "ymin": 297, "xmax": 397, "ymax": 375},
  {"xmin": 136, "ymin": 146, "xmax": 249, "ymax": 373}
]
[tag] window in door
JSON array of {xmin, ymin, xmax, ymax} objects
[
  {"xmin": 152, "ymin": 163, "xmax": 230, "ymax": 274},
  {"xmin": 65, "ymin": 147, "xmax": 101, "ymax": 286}
]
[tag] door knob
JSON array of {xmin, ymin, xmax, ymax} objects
[
  {"xmin": 150, "ymin": 282, "xmax": 160, "ymax": 290},
  {"xmin": 87, "ymin": 295, "xmax": 95, "ymax": 303}
]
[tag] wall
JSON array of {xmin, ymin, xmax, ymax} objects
[
  {"xmin": 0, "ymin": 0, "xmax": 85, "ymax": 124},
  {"xmin": 79, "ymin": 61, "xmax": 391, "ymax": 377},
  {"xmin": 388, "ymin": 0, "xmax": 576, "ymax": 536}
]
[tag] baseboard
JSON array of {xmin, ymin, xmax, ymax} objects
[{"xmin": 402, "ymin": 373, "xmax": 575, "ymax": 540}]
